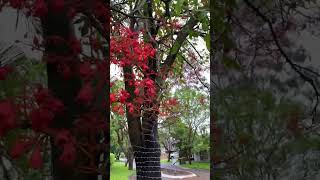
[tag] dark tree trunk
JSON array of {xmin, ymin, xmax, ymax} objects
[
  {"xmin": 132, "ymin": 111, "xmax": 161, "ymax": 180},
  {"xmin": 124, "ymin": 3, "xmax": 198, "ymax": 180},
  {"xmin": 41, "ymin": 7, "xmax": 108, "ymax": 180},
  {"xmin": 167, "ymin": 151, "xmax": 172, "ymax": 162},
  {"xmin": 128, "ymin": 156, "xmax": 133, "ymax": 170},
  {"xmin": 127, "ymin": 147, "xmax": 134, "ymax": 170},
  {"xmin": 124, "ymin": 58, "xmax": 161, "ymax": 179},
  {"xmin": 188, "ymin": 148, "xmax": 192, "ymax": 165}
]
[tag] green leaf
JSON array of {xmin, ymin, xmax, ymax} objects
[
  {"xmin": 189, "ymin": 31, "xmax": 200, "ymax": 38},
  {"xmin": 204, "ymin": 34, "xmax": 210, "ymax": 49},
  {"xmin": 175, "ymin": 0, "xmax": 186, "ymax": 15}
]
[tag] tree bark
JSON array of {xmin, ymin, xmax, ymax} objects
[
  {"xmin": 167, "ymin": 151, "xmax": 171, "ymax": 162},
  {"xmin": 133, "ymin": 111, "xmax": 161, "ymax": 180},
  {"xmin": 41, "ymin": 7, "xmax": 104, "ymax": 180},
  {"xmin": 188, "ymin": 148, "xmax": 192, "ymax": 165},
  {"xmin": 128, "ymin": 153, "xmax": 134, "ymax": 170}
]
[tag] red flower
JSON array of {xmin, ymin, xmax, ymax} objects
[
  {"xmin": 54, "ymin": 129, "xmax": 73, "ymax": 146},
  {"xmin": 51, "ymin": 0, "xmax": 64, "ymax": 12},
  {"xmin": 76, "ymin": 83, "xmax": 94, "ymax": 105},
  {"xmin": 30, "ymin": 108, "xmax": 54, "ymax": 131},
  {"xmin": 29, "ymin": 145, "xmax": 43, "ymax": 169},
  {"xmin": 134, "ymin": 88, "xmax": 140, "ymax": 96},
  {"xmin": 112, "ymin": 105, "xmax": 124, "ymax": 115},
  {"xmin": 150, "ymin": 49, "xmax": 157, "ymax": 57},
  {"xmin": 0, "ymin": 100, "xmax": 16, "ymax": 137},
  {"xmin": 119, "ymin": 90, "xmax": 130, "ymax": 103},
  {"xmin": 46, "ymin": 98, "xmax": 64, "ymax": 114},
  {"xmin": 79, "ymin": 62, "xmax": 94, "ymax": 79},
  {"xmin": 33, "ymin": 0, "xmax": 48, "ymax": 17},
  {"xmin": 144, "ymin": 78, "xmax": 154, "ymax": 88},
  {"xmin": 10, "ymin": 140, "xmax": 31, "ymax": 159},
  {"xmin": 118, "ymin": 106, "xmax": 125, "ymax": 115},
  {"xmin": 112, "ymin": 105, "xmax": 119, "ymax": 112},
  {"xmin": 127, "ymin": 103, "xmax": 134, "ymax": 113},
  {"xmin": 0, "ymin": 67, "xmax": 12, "ymax": 80},
  {"xmin": 59, "ymin": 143, "xmax": 76, "ymax": 165},
  {"xmin": 110, "ymin": 93, "xmax": 116, "ymax": 104},
  {"xmin": 69, "ymin": 37, "xmax": 82, "ymax": 54},
  {"xmin": 168, "ymin": 98, "xmax": 178, "ymax": 106},
  {"xmin": 147, "ymin": 88, "xmax": 156, "ymax": 98},
  {"xmin": 34, "ymin": 87, "xmax": 50, "ymax": 105},
  {"xmin": 9, "ymin": 0, "xmax": 23, "ymax": 9}
]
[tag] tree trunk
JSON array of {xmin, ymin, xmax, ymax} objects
[
  {"xmin": 124, "ymin": 64, "xmax": 162, "ymax": 179},
  {"xmin": 127, "ymin": 147, "xmax": 134, "ymax": 170},
  {"xmin": 133, "ymin": 113, "xmax": 161, "ymax": 180},
  {"xmin": 128, "ymin": 156, "xmax": 133, "ymax": 170},
  {"xmin": 167, "ymin": 151, "xmax": 171, "ymax": 162},
  {"xmin": 41, "ymin": 7, "xmax": 104, "ymax": 180},
  {"xmin": 188, "ymin": 148, "xmax": 192, "ymax": 165}
]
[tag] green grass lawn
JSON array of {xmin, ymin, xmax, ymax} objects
[
  {"xmin": 111, "ymin": 161, "xmax": 135, "ymax": 180},
  {"xmin": 180, "ymin": 162, "xmax": 210, "ymax": 170},
  {"xmin": 161, "ymin": 159, "xmax": 172, "ymax": 164}
]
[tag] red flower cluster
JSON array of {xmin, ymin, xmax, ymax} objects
[
  {"xmin": 0, "ymin": 66, "xmax": 13, "ymax": 80},
  {"xmin": 54, "ymin": 130, "xmax": 76, "ymax": 165},
  {"xmin": 1, "ymin": 0, "xmax": 110, "ymax": 172},
  {"xmin": 110, "ymin": 27, "xmax": 159, "ymax": 116},
  {"xmin": 31, "ymin": 87, "xmax": 64, "ymax": 131},
  {"xmin": 0, "ymin": 100, "xmax": 16, "ymax": 137}
]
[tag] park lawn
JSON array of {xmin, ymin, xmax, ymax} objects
[
  {"xmin": 111, "ymin": 161, "xmax": 135, "ymax": 180},
  {"xmin": 161, "ymin": 159, "xmax": 171, "ymax": 164},
  {"xmin": 180, "ymin": 162, "xmax": 210, "ymax": 170}
]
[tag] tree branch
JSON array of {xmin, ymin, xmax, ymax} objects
[
  {"xmin": 244, "ymin": 0, "xmax": 320, "ymax": 122},
  {"xmin": 160, "ymin": 15, "xmax": 198, "ymax": 79}
]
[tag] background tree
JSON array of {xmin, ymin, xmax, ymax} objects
[
  {"xmin": 0, "ymin": 1, "xmax": 110, "ymax": 180},
  {"xmin": 172, "ymin": 87, "xmax": 209, "ymax": 164},
  {"xmin": 211, "ymin": 0, "xmax": 320, "ymax": 179}
]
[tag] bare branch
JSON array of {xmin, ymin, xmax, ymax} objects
[{"xmin": 244, "ymin": 0, "xmax": 320, "ymax": 122}]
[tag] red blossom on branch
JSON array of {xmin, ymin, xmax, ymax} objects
[
  {"xmin": 29, "ymin": 145, "xmax": 43, "ymax": 169},
  {"xmin": 59, "ymin": 143, "xmax": 76, "ymax": 165},
  {"xmin": 0, "ymin": 100, "xmax": 16, "ymax": 137},
  {"xmin": 10, "ymin": 139, "xmax": 32, "ymax": 159},
  {"xmin": 32, "ymin": 0, "xmax": 48, "ymax": 17},
  {"xmin": 0, "ymin": 66, "xmax": 13, "ymax": 80},
  {"xmin": 30, "ymin": 108, "xmax": 55, "ymax": 131},
  {"xmin": 110, "ymin": 93, "xmax": 117, "ymax": 104},
  {"xmin": 76, "ymin": 83, "xmax": 94, "ymax": 105}
]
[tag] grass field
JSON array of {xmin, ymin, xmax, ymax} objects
[
  {"xmin": 110, "ymin": 161, "xmax": 135, "ymax": 180},
  {"xmin": 160, "ymin": 159, "xmax": 172, "ymax": 164},
  {"xmin": 180, "ymin": 162, "xmax": 210, "ymax": 170}
]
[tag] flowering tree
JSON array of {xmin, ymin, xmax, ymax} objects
[
  {"xmin": 110, "ymin": 0, "xmax": 209, "ymax": 179},
  {"xmin": 0, "ymin": 0, "xmax": 110, "ymax": 179},
  {"xmin": 0, "ymin": 0, "xmax": 208, "ymax": 180}
]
